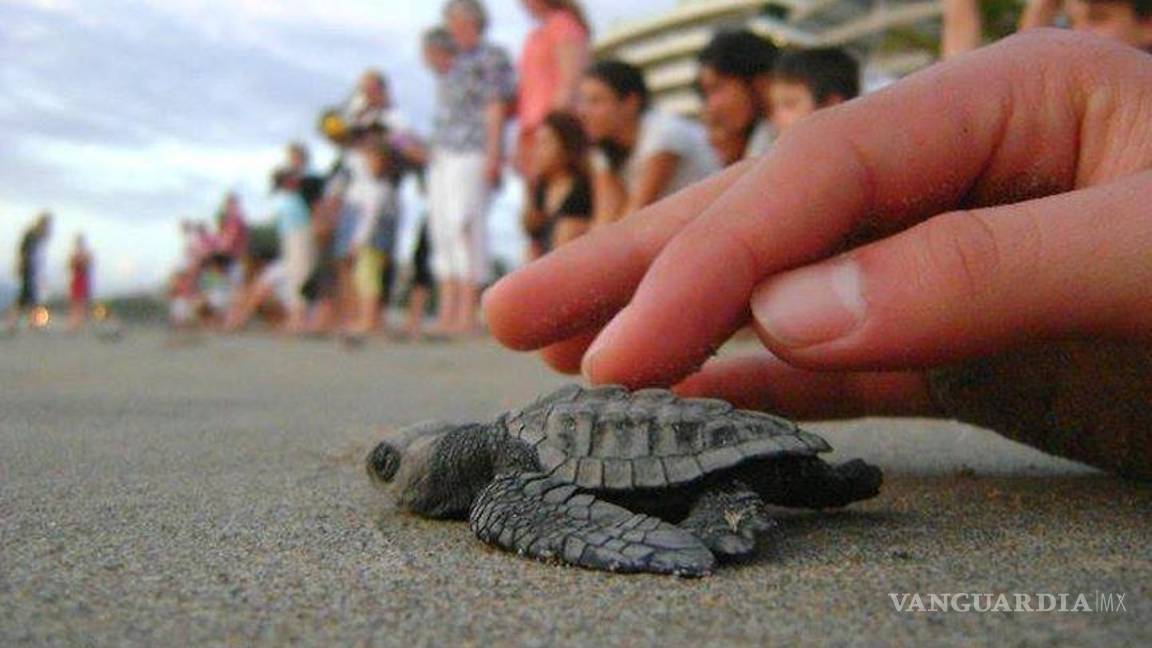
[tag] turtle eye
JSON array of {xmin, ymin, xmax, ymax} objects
[{"xmin": 366, "ymin": 442, "xmax": 401, "ymax": 483}]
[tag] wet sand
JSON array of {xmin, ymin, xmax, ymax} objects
[{"xmin": 1, "ymin": 329, "xmax": 1148, "ymax": 645}]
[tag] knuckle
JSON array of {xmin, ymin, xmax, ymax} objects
[{"xmin": 919, "ymin": 210, "xmax": 1009, "ymax": 301}]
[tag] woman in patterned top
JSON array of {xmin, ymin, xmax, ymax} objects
[{"xmin": 428, "ymin": 0, "xmax": 516, "ymax": 336}]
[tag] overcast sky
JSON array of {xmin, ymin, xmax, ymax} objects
[{"xmin": 0, "ymin": 0, "xmax": 674, "ymax": 299}]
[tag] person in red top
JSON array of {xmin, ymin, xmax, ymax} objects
[
  {"xmin": 68, "ymin": 234, "xmax": 93, "ymax": 331},
  {"xmin": 214, "ymin": 192, "xmax": 250, "ymax": 313},
  {"xmin": 215, "ymin": 193, "xmax": 250, "ymax": 262},
  {"xmin": 516, "ymin": 0, "xmax": 590, "ymax": 258}
]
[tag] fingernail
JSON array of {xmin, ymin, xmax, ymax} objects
[{"xmin": 752, "ymin": 260, "xmax": 866, "ymax": 348}]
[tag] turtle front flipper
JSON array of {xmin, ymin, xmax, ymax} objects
[
  {"xmin": 469, "ymin": 472, "xmax": 715, "ymax": 577},
  {"xmin": 678, "ymin": 482, "xmax": 775, "ymax": 559}
]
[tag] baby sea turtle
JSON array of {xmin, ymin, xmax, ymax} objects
[{"xmin": 366, "ymin": 384, "xmax": 882, "ymax": 576}]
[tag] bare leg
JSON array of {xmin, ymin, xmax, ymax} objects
[
  {"xmin": 2, "ymin": 307, "xmax": 20, "ymax": 334},
  {"xmin": 307, "ymin": 298, "xmax": 336, "ymax": 335},
  {"xmin": 432, "ymin": 278, "xmax": 458, "ymax": 334},
  {"xmin": 403, "ymin": 286, "xmax": 428, "ymax": 338},
  {"xmin": 225, "ymin": 281, "xmax": 275, "ymax": 331},
  {"xmin": 455, "ymin": 281, "xmax": 480, "ymax": 334},
  {"xmin": 68, "ymin": 301, "xmax": 84, "ymax": 332},
  {"xmin": 551, "ymin": 219, "xmax": 591, "ymax": 249},
  {"xmin": 335, "ymin": 258, "xmax": 358, "ymax": 332}
]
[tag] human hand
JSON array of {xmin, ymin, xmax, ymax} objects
[{"xmin": 483, "ymin": 31, "xmax": 1152, "ymax": 420}]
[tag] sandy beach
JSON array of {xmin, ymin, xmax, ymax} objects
[{"xmin": 1, "ymin": 329, "xmax": 1148, "ymax": 645}]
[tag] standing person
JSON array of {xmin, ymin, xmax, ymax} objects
[
  {"xmin": 520, "ymin": 111, "xmax": 593, "ymax": 254},
  {"xmin": 4, "ymin": 213, "xmax": 52, "ymax": 333},
  {"xmin": 578, "ymin": 60, "xmax": 718, "ymax": 225},
  {"xmin": 271, "ymin": 168, "xmax": 314, "ymax": 332},
  {"xmin": 348, "ymin": 142, "xmax": 401, "ymax": 336},
  {"xmin": 67, "ymin": 234, "xmax": 93, "ymax": 331},
  {"xmin": 696, "ymin": 30, "xmax": 777, "ymax": 165},
  {"xmin": 286, "ymin": 142, "xmax": 325, "ymax": 210},
  {"xmin": 516, "ymin": 0, "xmax": 590, "ymax": 258},
  {"xmin": 516, "ymin": 0, "xmax": 589, "ymax": 146},
  {"xmin": 394, "ymin": 28, "xmax": 457, "ymax": 341},
  {"xmin": 347, "ymin": 70, "xmax": 427, "ymax": 174},
  {"xmin": 428, "ymin": 0, "xmax": 516, "ymax": 335}
]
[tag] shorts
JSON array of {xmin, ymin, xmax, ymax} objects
[
  {"xmin": 354, "ymin": 248, "xmax": 389, "ymax": 303},
  {"xmin": 332, "ymin": 203, "xmax": 361, "ymax": 260}
]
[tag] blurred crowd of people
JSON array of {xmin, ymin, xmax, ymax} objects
[
  {"xmin": 164, "ymin": 0, "xmax": 870, "ymax": 343},
  {"xmin": 10, "ymin": 0, "xmax": 1145, "ymax": 342},
  {"xmin": 3, "ymin": 212, "xmax": 99, "ymax": 335}
]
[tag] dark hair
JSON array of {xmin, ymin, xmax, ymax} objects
[
  {"xmin": 540, "ymin": 111, "xmax": 590, "ymax": 178},
  {"xmin": 444, "ymin": 0, "xmax": 488, "ymax": 32},
  {"xmin": 423, "ymin": 26, "xmax": 456, "ymax": 53},
  {"xmin": 271, "ymin": 168, "xmax": 296, "ymax": 191},
  {"xmin": 697, "ymin": 30, "xmax": 778, "ymax": 81},
  {"xmin": 773, "ymin": 48, "xmax": 860, "ymax": 104},
  {"xmin": 584, "ymin": 60, "xmax": 649, "ymax": 112}
]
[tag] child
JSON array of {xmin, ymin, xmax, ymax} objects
[
  {"xmin": 168, "ymin": 268, "xmax": 200, "ymax": 330},
  {"xmin": 347, "ymin": 141, "xmax": 399, "ymax": 336},
  {"xmin": 769, "ymin": 48, "xmax": 860, "ymax": 135}
]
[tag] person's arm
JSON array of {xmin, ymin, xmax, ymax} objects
[
  {"xmin": 483, "ymin": 30, "xmax": 1152, "ymax": 415},
  {"xmin": 591, "ymin": 165, "xmax": 627, "ymax": 226},
  {"xmin": 551, "ymin": 38, "xmax": 587, "ymax": 111},
  {"xmin": 482, "ymin": 48, "xmax": 515, "ymax": 189},
  {"xmin": 941, "ymin": 0, "xmax": 983, "ymax": 58},
  {"xmin": 1019, "ymin": 0, "xmax": 1062, "ymax": 29},
  {"xmin": 551, "ymin": 217, "xmax": 592, "ymax": 248},
  {"xmin": 394, "ymin": 134, "xmax": 430, "ymax": 167},
  {"xmin": 522, "ymin": 187, "xmax": 548, "ymax": 238},
  {"xmin": 624, "ymin": 151, "xmax": 681, "ymax": 213},
  {"xmin": 484, "ymin": 99, "xmax": 508, "ymax": 188}
]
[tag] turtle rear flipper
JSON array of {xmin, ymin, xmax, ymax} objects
[
  {"xmin": 469, "ymin": 472, "xmax": 715, "ymax": 576},
  {"xmin": 747, "ymin": 456, "xmax": 883, "ymax": 509}
]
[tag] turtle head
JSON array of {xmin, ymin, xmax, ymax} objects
[
  {"xmin": 365, "ymin": 421, "xmax": 461, "ymax": 485},
  {"xmin": 367, "ymin": 419, "xmax": 514, "ymax": 519},
  {"xmin": 366, "ymin": 441, "xmax": 403, "ymax": 483}
]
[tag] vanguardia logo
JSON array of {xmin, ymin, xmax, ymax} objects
[{"xmin": 889, "ymin": 592, "xmax": 1128, "ymax": 613}]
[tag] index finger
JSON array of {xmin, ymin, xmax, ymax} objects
[{"xmin": 483, "ymin": 159, "xmax": 755, "ymax": 349}]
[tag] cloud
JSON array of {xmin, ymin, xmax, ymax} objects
[{"xmin": 0, "ymin": 0, "xmax": 674, "ymax": 295}]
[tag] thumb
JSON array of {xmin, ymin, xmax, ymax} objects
[{"xmin": 750, "ymin": 171, "xmax": 1152, "ymax": 369}]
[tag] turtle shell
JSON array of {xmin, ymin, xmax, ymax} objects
[{"xmin": 502, "ymin": 384, "xmax": 831, "ymax": 491}]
